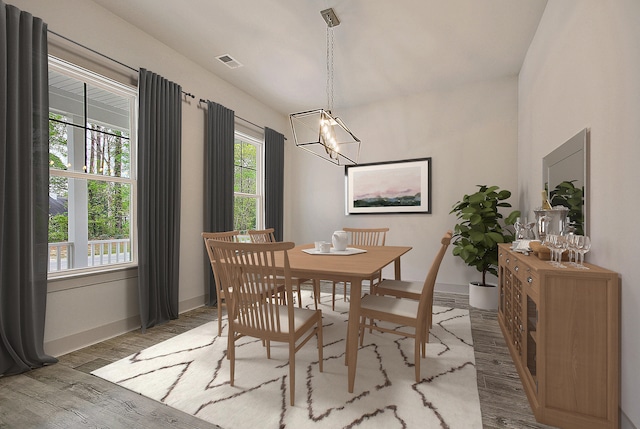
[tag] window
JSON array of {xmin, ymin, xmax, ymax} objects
[
  {"xmin": 233, "ymin": 132, "xmax": 263, "ymax": 237},
  {"xmin": 48, "ymin": 57, "xmax": 137, "ymax": 276}
]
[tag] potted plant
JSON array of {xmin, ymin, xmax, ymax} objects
[{"xmin": 450, "ymin": 185, "xmax": 520, "ymax": 310}]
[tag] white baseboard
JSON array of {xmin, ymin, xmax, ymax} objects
[{"xmin": 45, "ymin": 294, "xmax": 209, "ymax": 358}]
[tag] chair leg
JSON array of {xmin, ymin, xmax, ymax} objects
[
  {"xmin": 217, "ymin": 299, "xmax": 223, "ymax": 337},
  {"xmin": 415, "ymin": 337, "xmax": 421, "ymax": 382},
  {"xmin": 289, "ymin": 341, "xmax": 296, "ymax": 406},
  {"xmin": 228, "ymin": 332, "xmax": 236, "ymax": 386},
  {"xmin": 316, "ymin": 315, "xmax": 324, "ymax": 372}
]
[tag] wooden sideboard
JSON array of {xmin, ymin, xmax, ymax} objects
[{"xmin": 497, "ymin": 243, "xmax": 620, "ymax": 429}]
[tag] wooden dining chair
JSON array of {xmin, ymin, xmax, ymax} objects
[
  {"xmin": 206, "ymin": 239, "xmax": 323, "ymax": 406},
  {"xmin": 248, "ymin": 228, "xmax": 315, "ymax": 309},
  {"xmin": 356, "ymin": 230, "xmax": 452, "ymax": 382},
  {"xmin": 202, "ymin": 230, "xmax": 240, "ymax": 336},
  {"xmin": 374, "ymin": 230, "xmax": 453, "ymax": 333},
  {"xmin": 331, "ymin": 227, "xmax": 389, "ymax": 310}
]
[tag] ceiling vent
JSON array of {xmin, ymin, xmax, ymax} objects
[{"xmin": 216, "ymin": 54, "xmax": 243, "ymax": 69}]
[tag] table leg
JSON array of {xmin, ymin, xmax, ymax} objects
[
  {"xmin": 394, "ymin": 257, "xmax": 402, "ymax": 280},
  {"xmin": 347, "ymin": 278, "xmax": 362, "ymax": 393},
  {"xmin": 313, "ymin": 278, "xmax": 320, "ymax": 310}
]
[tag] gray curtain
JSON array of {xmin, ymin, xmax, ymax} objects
[
  {"xmin": 137, "ymin": 69, "xmax": 182, "ymax": 330},
  {"xmin": 0, "ymin": 1, "xmax": 57, "ymax": 376},
  {"xmin": 264, "ymin": 128, "xmax": 284, "ymax": 242},
  {"xmin": 203, "ymin": 101, "xmax": 234, "ymax": 305}
]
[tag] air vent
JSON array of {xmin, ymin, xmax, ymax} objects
[{"xmin": 216, "ymin": 54, "xmax": 243, "ymax": 69}]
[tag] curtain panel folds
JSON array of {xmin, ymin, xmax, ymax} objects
[
  {"xmin": 264, "ymin": 128, "xmax": 285, "ymax": 242},
  {"xmin": 203, "ymin": 101, "xmax": 234, "ymax": 305},
  {"xmin": 137, "ymin": 69, "xmax": 182, "ymax": 330},
  {"xmin": 0, "ymin": 1, "xmax": 58, "ymax": 376}
]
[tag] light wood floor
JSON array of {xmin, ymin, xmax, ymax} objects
[{"xmin": 0, "ymin": 288, "xmax": 556, "ymax": 428}]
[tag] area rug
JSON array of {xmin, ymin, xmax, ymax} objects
[{"xmin": 92, "ymin": 292, "xmax": 482, "ymax": 428}]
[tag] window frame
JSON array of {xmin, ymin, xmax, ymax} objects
[{"xmin": 47, "ymin": 56, "xmax": 138, "ymax": 278}]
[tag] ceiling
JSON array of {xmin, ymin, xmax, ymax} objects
[{"xmin": 91, "ymin": 0, "xmax": 548, "ymax": 115}]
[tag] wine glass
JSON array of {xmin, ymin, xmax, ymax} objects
[
  {"xmin": 576, "ymin": 235, "xmax": 591, "ymax": 269},
  {"xmin": 566, "ymin": 234, "xmax": 578, "ymax": 266},
  {"xmin": 554, "ymin": 235, "xmax": 568, "ymax": 268},
  {"xmin": 514, "ymin": 217, "xmax": 523, "ymax": 242},
  {"xmin": 544, "ymin": 234, "xmax": 558, "ymax": 266}
]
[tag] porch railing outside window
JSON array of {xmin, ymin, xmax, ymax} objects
[{"xmin": 48, "ymin": 239, "xmax": 131, "ymax": 273}]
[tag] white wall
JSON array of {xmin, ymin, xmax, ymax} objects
[
  {"xmin": 518, "ymin": 1, "xmax": 640, "ymax": 427},
  {"xmin": 286, "ymin": 77, "xmax": 519, "ymax": 289},
  {"xmin": 11, "ymin": 0, "xmax": 289, "ymax": 356}
]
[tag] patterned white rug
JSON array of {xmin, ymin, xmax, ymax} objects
[{"xmin": 92, "ymin": 292, "xmax": 482, "ymax": 429}]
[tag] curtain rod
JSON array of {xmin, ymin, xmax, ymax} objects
[
  {"xmin": 199, "ymin": 98, "xmax": 287, "ymax": 140},
  {"xmin": 47, "ymin": 29, "xmax": 195, "ymax": 99}
]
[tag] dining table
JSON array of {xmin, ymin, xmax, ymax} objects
[{"xmin": 279, "ymin": 243, "xmax": 412, "ymax": 393}]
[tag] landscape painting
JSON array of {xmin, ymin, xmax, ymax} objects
[{"xmin": 346, "ymin": 158, "xmax": 431, "ymax": 214}]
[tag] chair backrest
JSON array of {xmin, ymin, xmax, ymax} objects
[
  {"xmin": 202, "ymin": 231, "xmax": 240, "ymax": 290},
  {"xmin": 343, "ymin": 227, "xmax": 389, "ymax": 246},
  {"xmin": 206, "ymin": 239, "xmax": 296, "ymax": 335},
  {"xmin": 248, "ymin": 228, "xmax": 276, "ymax": 243},
  {"xmin": 417, "ymin": 230, "xmax": 453, "ymax": 316}
]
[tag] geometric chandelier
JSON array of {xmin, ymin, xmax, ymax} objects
[{"xmin": 289, "ymin": 8, "xmax": 361, "ymax": 166}]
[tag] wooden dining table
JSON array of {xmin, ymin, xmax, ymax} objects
[{"xmin": 278, "ymin": 243, "xmax": 412, "ymax": 393}]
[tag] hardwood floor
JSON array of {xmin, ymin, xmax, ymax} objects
[{"xmin": 0, "ymin": 287, "xmax": 555, "ymax": 428}]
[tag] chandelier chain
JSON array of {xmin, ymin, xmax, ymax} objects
[{"xmin": 326, "ymin": 24, "xmax": 334, "ymax": 112}]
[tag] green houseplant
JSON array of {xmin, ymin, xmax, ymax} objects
[
  {"xmin": 548, "ymin": 180, "xmax": 584, "ymax": 235},
  {"xmin": 450, "ymin": 185, "xmax": 520, "ymax": 287}
]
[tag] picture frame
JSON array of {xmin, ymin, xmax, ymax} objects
[{"xmin": 345, "ymin": 157, "xmax": 432, "ymax": 214}]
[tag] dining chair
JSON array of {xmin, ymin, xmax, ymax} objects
[
  {"xmin": 374, "ymin": 230, "xmax": 453, "ymax": 334},
  {"xmin": 331, "ymin": 227, "xmax": 389, "ymax": 310},
  {"xmin": 356, "ymin": 230, "xmax": 452, "ymax": 382},
  {"xmin": 202, "ymin": 230, "xmax": 240, "ymax": 336},
  {"xmin": 205, "ymin": 239, "xmax": 323, "ymax": 406},
  {"xmin": 248, "ymin": 228, "xmax": 316, "ymax": 309}
]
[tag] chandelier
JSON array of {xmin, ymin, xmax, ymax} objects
[{"xmin": 289, "ymin": 8, "xmax": 361, "ymax": 166}]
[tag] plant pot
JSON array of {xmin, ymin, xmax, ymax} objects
[{"xmin": 468, "ymin": 281, "xmax": 498, "ymax": 310}]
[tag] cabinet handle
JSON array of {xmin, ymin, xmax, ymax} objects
[
  {"xmin": 506, "ymin": 258, "xmax": 510, "ymax": 263},
  {"xmin": 515, "ymin": 266, "xmax": 519, "ymax": 272},
  {"xmin": 527, "ymin": 277, "xmax": 533, "ymax": 283}
]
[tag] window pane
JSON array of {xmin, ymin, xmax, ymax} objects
[
  {"xmin": 49, "ymin": 69, "xmax": 85, "ymax": 127},
  {"xmin": 234, "ymin": 195, "xmax": 257, "ymax": 234},
  {"xmin": 49, "ymin": 69, "xmax": 131, "ymax": 178},
  {"xmin": 48, "ymin": 176, "xmax": 132, "ymax": 273},
  {"xmin": 234, "ymin": 140, "xmax": 257, "ymax": 194}
]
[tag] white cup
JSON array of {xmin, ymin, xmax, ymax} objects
[
  {"xmin": 319, "ymin": 242, "xmax": 331, "ymax": 253},
  {"xmin": 314, "ymin": 241, "xmax": 323, "ymax": 251}
]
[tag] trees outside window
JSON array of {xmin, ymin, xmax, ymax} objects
[{"xmin": 233, "ymin": 133, "xmax": 263, "ymax": 235}]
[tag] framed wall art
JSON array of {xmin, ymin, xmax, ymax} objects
[{"xmin": 345, "ymin": 157, "xmax": 432, "ymax": 214}]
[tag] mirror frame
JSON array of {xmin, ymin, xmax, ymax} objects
[{"xmin": 542, "ymin": 128, "xmax": 589, "ymax": 235}]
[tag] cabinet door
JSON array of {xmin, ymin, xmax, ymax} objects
[
  {"xmin": 542, "ymin": 276, "xmax": 611, "ymax": 421},
  {"xmin": 524, "ymin": 293, "xmax": 538, "ymax": 393}
]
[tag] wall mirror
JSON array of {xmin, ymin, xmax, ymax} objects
[{"xmin": 542, "ymin": 128, "xmax": 589, "ymax": 235}]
